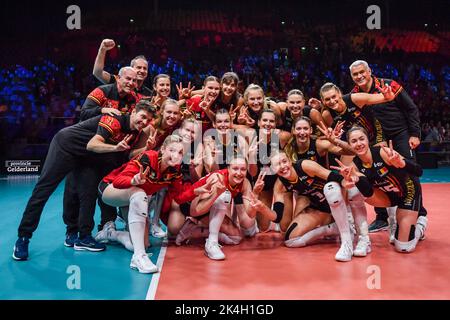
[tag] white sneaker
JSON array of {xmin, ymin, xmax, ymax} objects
[
  {"xmin": 388, "ymin": 216, "xmax": 397, "ymax": 244},
  {"xmin": 151, "ymin": 222, "xmax": 167, "ymax": 238},
  {"xmin": 175, "ymin": 219, "xmax": 199, "ymax": 246},
  {"xmin": 353, "ymin": 236, "xmax": 372, "ymax": 257},
  {"xmin": 205, "ymin": 239, "xmax": 225, "ymax": 260},
  {"xmin": 335, "ymin": 241, "xmax": 353, "ymax": 262},
  {"xmin": 130, "ymin": 253, "xmax": 158, "ymax": 274},
  {"xmin": 416, "ymin": 216, "xmax": 428, "ymax": 241},
  {"xmin": 94, "ymin": 221, "xmax": 116, "ymax": 244}
]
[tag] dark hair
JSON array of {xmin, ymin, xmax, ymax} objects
[
  {"xmin": 319, "ymin": 82, "xmax": 341, "ymax": 99},
  {"xmin": 214, "ymin": 108, "xmax": 231, "ymax": 122},
  {"xmin": 346, "ymin": 126, "xmax": 368, "ymax": 141},
  {"xmin": 130, "ymin": 55, "xmax": 147, "ymax": 67},
  {"xmin": 258, "ymin": 108, "xmax": 277, "ymax": 121},
  {"xmin": 135, "ymin": 99, "xmax": 156, "ymax": 115},
  {"xmin": 221, "ymin": 72, "xmax": 239, "ymax": 85}
]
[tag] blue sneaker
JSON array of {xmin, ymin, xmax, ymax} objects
[
  {"xmin": 13, "ymin": 237, "xmax": 30, "ymax": 261},
  {"xmin": 74, "ymin": 235, "xmax": 106, "ymax": 252},
  {"xmin": 64, "ymin": 233, "xmax": 79, "ymax": 247}
]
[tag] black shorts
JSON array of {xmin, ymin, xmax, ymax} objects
[
  {"xmin": 98, "ymin": 181, "xmax": 110, "ymax": 197},
  {"xmin": 309, "ymin": 200, "xmax": 332, "ymax": 214},
  {"xmin": 383, "ymin": 177, "xmax": 421, "ymax": 212},
  {"xmin": 180, "ymin": 201, "xmax": 209, "ymax": 220}
]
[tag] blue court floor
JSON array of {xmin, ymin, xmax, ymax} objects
[
  {"xmin": 0, "ymin": 176, "xmax": 164, "ymax": 300},
  {"xmin": 1, "ymin": 168, "xmax": 450, "ymax": 300}
]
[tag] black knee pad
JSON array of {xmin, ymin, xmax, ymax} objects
[{"xmin": 285, "ymin": 222, "xmax": 298, "ymax": 241}]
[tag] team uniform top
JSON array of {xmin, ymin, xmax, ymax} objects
[
  {"xmin": 103, "ymin": 150, "xmax": 199, "ymax": 204},
  {"xmin": 196, "ymin": 169, "xmax": 244, "ymax": 198},
  {"xmin": 253, "ymin": 130, "xmax": 279, "ymax": 191},
  {"xmin": 185, "ymin": 95, "xmax": 213, "ymax": 133},
  {"xmin": 353, "ymin": 146, "xmax": 421, "ymax": 211},
  {"xmin": 80, "ymin": 84, "xmax": 139, "ymax": 121},
  {"xmin": 55, "ymin": 114, "xmax": 141, "ymax": 158},
  {"xmin": 351, "ymin": 77, "xmax": 420, "ymax": 139},
  {"xmin": 278, "ymin": 159, "xmax": 331, "ymax": 213},
  {"xmin": 328, "ymin": 93, "xmax": 384, "ymax": 145},
  {"xmin": 294, "ymin": 138, "xmax": 328, "ymax": 168},
  {"xmin": 280, "ymin": 105, "xmax": 313, "ymax": 132}
]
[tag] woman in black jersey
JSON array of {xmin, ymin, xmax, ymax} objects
[
  {"xmin": 249, "ymin": 109, "xmax": 291, "ymax": 232},
  {"xmin": 237, "ymin": 84, "xmax": 283, "ymax": 129},
  {"xmin": 284, "ymin": 117, "xmax": 355, "ymax": 167},
  {"xmin": 342, "ymin": 126, "xmax": 426, "ymax": 253},
  {"xmin": 278, "ymin": 90, "xmax": 324, "ymax": 133},
  {"xmin": 320, "ymin": 82, "xmax": 392, "ymax": 145},
  {"xmin": 247, "ymin": 151, "xmax": 372, "ymax": 262},
  {"xmin": 203, "ymin": 109, "xmax": 249, "ymax": 173}
]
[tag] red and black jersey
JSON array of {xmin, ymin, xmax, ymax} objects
[
  {"xmin": 293, "ymin": 138, "xmax": 328, "ymax": 168},
  {"xmin": 103, "ymin": 150, "xmax": 198, "ymax": 204},
  {"xmin": 54, "ymin": 114, "xmax": 140, "ymax": 157},
  {"xmin": 80, "ymin": 83, "xmax": 139, "ymax": 121},
  {"xmin": 328, "ymin": 93, "xmax": 384, "ymax": 145},
  {"xmin": 185, "ymin": 95, "xmax": 213, "ymax": 133},
  {"xmin": 351, "ymin": 77, "xmax": 420, "ymax": 139},
  {"xmin": 195, "ymin": 169, "xmax": 244, "ymax": 198},
  {"xmin": 278, "ymin": 159, "xmax": 331, "ymax": 213},
  {"xmin": 353, "ymin": 146, "xmax": 421, "ymax": 211}
]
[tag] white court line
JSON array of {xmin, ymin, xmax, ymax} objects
[{"xmin": 146, "ymin": 239, "xmax": 168, "ymax": 300}]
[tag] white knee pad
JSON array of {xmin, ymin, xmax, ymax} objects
[
  {"xmin": 211, "ymin": 190, "xmax": 232, "ymax": 213},
  {"xmin": 394, "ymin": 238, "xmax": 417, "ymax": 253},
  {"xmin": 324, "ymin": 182, "xmax": 344, "ymax": 207},
  {"xmin": 128, "ymin": 191, "xmax": 149, "ymax": 225},
  {"xmin": 347, "ymin": 187, "xmax": 365, "ymax": 205}
]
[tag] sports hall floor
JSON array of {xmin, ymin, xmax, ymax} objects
[{"xmin": 1, "ymin": 168, "xmax": 450, "ymax": 300}]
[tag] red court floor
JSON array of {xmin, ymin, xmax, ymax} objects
[{"xmin": 155, "ymin": 184, "xmax": 450, "ymax": 300}]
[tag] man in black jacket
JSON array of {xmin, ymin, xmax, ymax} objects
[{"xmin": 349, "ymin": 60, "xmax": 428, "ymax": 238}]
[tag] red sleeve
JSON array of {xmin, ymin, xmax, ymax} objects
[
  {"xmin": 169, "ymin": 176, "xmax": 208, "ymax": 204},
  {"xmin": 87, "ymin": 87, "xmax": 108, "ymax": 107},
  {"xmin": 112, "ymin": 159, "xmax": 140, "ymax": 189},
  {"xmin": 112, "ymin": 152, "xmax": 153, "ymax": 189}
]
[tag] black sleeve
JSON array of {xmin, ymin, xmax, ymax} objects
[
  {"xmin": 80, "ymin": 98, "xmax": 103, "ymax": 121},
  {"xmin": 395, "ymin": 89, "xmax": 421, "ymax": 139}
]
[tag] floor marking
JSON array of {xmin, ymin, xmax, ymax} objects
[{"xmin": 146, "ymin": 239, "xmax": 168, "ymax": 300}]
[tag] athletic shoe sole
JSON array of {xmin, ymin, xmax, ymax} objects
[
  {"xmin": 204, "ymin": 251, "xmax": 225, "ymax": 261},
  {"xmin": 130, "ymin": 263, "xmax": 158, "ymax": 274},
  {"xmin": 368, "ymin": 226, "xmax": 389, "ymax": 233},
  {"xmin": 64, "ymin": 241, "xmax": 75, "ymax": 247},
  {"xmin": 73, "ymin": 245, "xmax": 106, "ymax": 252},
  {"xmin": 12, "ymin": 246, "xmax": 28, "ymax": 261}
]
